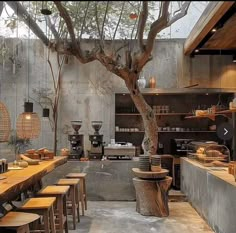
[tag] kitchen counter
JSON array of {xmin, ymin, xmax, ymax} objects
[{"xmin": 181, "ymin": 157, "xmax": 236, "ymax": 233}]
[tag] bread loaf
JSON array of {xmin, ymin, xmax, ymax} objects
[{"xmin": 205, "ymin": 150, "xmax": 222, "ymax": 157}]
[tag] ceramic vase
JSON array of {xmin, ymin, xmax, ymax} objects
[
  {"xmin": 149, "ymin": 77, "xmax": 156, "ymax": 88},
  {"xmin": 137, "ymin": 76, "xmax": 146, "ymax": 89}
]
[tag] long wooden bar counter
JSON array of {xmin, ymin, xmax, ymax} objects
[{"xmin": 0, "ymin": 156, "xmax": 67, "ymax": 204}]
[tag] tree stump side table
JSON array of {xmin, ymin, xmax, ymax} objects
[{"xmin": 132, "ymin": 168, "xmax": 172, "ymax": 217}]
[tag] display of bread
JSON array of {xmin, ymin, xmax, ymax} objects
[
  {"xmin": 197, "ymin": 147, "xmax": 205, "ymax": 154},
  {"xmin": 26, "ymin": 149, "xmax": 35, "ymax": 154},
  {"xmin": 61, "ymin": 148, "xmax": 69, "ymax": 156},
  {"xmin": 195, "ymin": 110, "xmax": 208, "ymax": 116},
  {"xmin": 19, "ymin": 154, "xmax": 39, "ymax": 165},
  {"xmin": 205, "ymin": 150, "xmax": 223, "ymax": 157}
]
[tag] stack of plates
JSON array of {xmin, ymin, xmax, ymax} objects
[
  {"xmin": 139, "ymin": 155, "xmax": 150, "ymax": 171},
  {"xmin": 151, "ymin": 155, "xmax": 161, "ymax": 166}
]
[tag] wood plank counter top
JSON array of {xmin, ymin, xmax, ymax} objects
[
  {"xmin": 181, "ymin": 157, "xmax": 236, "ymax": 187},
  {"xmin": 0, "ymin": 156, "xmax": 67, "ymax": 203}
]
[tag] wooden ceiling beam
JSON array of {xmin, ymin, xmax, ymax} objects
[
  {"xmin": 184, "ymin": 1, "xmax": 235, "ymax": 55},
  {"xmin": 6, "ymin": 1, "xmax": 49, "ymax": 46}
]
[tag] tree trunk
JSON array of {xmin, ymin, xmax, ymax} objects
[
  {"xmin": 133, "ymin": 176, "xmax": 172, "ymax": 217},
  {"xmin": 125, "ymin": 77, "xmax": 158, "ymax": 156}
]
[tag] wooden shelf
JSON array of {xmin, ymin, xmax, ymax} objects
[
  {"xmin": 116, "ymin": 113, "xmax": 193, "ymax": 116},
  {"xmin": 156, "ymin": 113, "xmax": 193, "ymax": 116},
  {"xmin": 115, "ymin": 131, "xmax": 216, "ymax": 133},
  {"xmin": 115, "ymin": 113, "xmax": 140, "ymax": 115},
  {"xmin": 216, "ymin": 109, "xmax": 236, "ymax": 114},
  {"xmin": 184, "ymin": 114, "xmax": 221, "ymax": 120}
]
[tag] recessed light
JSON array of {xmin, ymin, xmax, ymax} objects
[
  {"xmin": 206, "ymin": 93, "xmax": 209, "ymax": 95},
  {"xmin": 195, "ymin": 49, "xmax": 199, "ymax": 53},
  {"xmin": 211, "ymin": 28, "xmax": 217, "ymax": 32}
]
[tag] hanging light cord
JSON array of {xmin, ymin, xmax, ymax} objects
[{"xmin": 27, "ymin": 1, "xmax": 30, "ymax": 102}]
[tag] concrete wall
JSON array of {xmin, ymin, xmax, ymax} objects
[
  {"xmin": 181, "ymin": 158, "xmax": 236, "ymax": 233},
  {"xmin": 0, "ymin": 38, "xmax": 236, "ymax": 160}
]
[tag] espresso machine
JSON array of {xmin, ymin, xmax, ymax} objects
[
  {"xmin": 89, "ymin": 121, "xmax": 103, "ymax": 160},
  {"xmin": 68, "ymin": 121, "xmax": 84, "ymax": 160}
]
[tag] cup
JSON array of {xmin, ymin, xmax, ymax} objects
[
  {"xmin": 2, "ymin": 159, "xmax": 7, "ymax": 173},
  {"xmin": 0, "ymin": 160, "xmax": 2, "ymax": 174}
]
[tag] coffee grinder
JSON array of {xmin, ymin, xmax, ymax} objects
[
  {"xmin": 68, "ymin": 121, "xmax": 84, "ymax": 160},
  {"xmin": 89, "ymin": 121, "xmax": 103, "ymax": 160}
]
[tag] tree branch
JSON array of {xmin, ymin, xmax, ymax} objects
[
  {"xmin": 54, "ymin": 2, "xmax": 78, "ymax": 52},
  {"xmin": 131, "ymin": 1, "xmax": 141, "ymax": 40},
  {"xmin": 113, "ymin": 1, "xmax": 125, "ymax": 40},
  {"xmin": 101, "ymin": 1, "xmax": 109, "ymax": 40},
  {"xmin": 135, "ymin": 1, "xmax": 170, "ymax": 72},
  {"xmin": 79, "ymin": 1, "xmax": 90, "ymax": 40},
  {"xmin": 95, "ymin": 2, "xmax": 102, "ymax": 49},
  {"xmin": 54, "ymin": 1, "xmax": 96, "ymax": 64},
  {"xmin": 6, "ymin": 1, "xmax": 49, "ymax": 46},
  {"xmin": 167, "ymin": 1, "xmax": 191, "ymax": 26},
  {"xmin": 0, "ymin": 1, "xmax": 3, "ymax": 16},
  {"xmin": 137, "ymin": 1, "xmax": 148, "ymax": 51},
  {"xmin": 45, "ymin": 15, "xmax": 60, "ymax": 40}
]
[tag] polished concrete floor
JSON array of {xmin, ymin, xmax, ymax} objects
[{"xmin": 68, "ymin": 201, "xmax": 213, "ymax": 233}]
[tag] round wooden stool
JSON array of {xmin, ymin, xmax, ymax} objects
[
  {"xmin": 55, "ymin": 178, "xmax": 80, "ymax": 230},
  {"xmin": 19, "ymin": 197, "xmax": 56, "ymax": 233},
  {"xmin": 37, "ymin": 185, "xmax": 70, "ymax": 233},
  {"xmin": 65, "ymin": 173, "xmax": 87, "ymax": 215},
  {"xmin": 0, "ymin": 211, "xmax": 39, "ymax": 233}
]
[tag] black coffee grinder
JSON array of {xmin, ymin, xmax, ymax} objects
[
  {"xmin": 68, "ymin": 121, "xmax": 84, "ymax": 160},
  {"xmin": 89, "ymin": 121, "xmax": 103, "ymax": 160}
]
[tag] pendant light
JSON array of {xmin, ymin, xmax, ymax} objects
[
  {"xmin": 41, "ymin": 1, "xmax": 52, "ymax": 15},
  {"xmin": 16, "ymin": 1, "xmax": 41, "ymax": 140},
  {"xmin": 42, "ymin": 9, "xmax": 50, "ymax": 118}
]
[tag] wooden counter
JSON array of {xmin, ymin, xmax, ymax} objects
[{"xmin": 0, "ymin": 156, "xmax": 67, "ymax": 203}]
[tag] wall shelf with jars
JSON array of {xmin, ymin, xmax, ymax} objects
[{"xmin": 115, "ymin": 92, "xmax": 234, "ymax": 154}]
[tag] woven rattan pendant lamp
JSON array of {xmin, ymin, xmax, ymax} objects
[
  {"xmin": 16, "ymin": 4, "xmax": 41, "ymax": 140},
  {"xmin": 16, "ymin": 102, "xmax": 41, "ymax": 139},
  {"xmin": 0, "ymin": 102, "xmax": 11, "ymax": 142}
]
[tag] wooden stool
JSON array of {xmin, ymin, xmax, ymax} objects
[
  {"xmin": 0, "ymin": 211, "xmax": 40, "ymax": 233},
  {"xmin": 37, "ymin": 185, "xmax": 70, "ymax": 233},
  {"xmin": 19, "ymin": 197, "xmax": 56, "ymax": 233},
  {"xmin": 65, "ymin": 173, "xmax": 87, "ymax": 215},
  {"xmin": 55, "ymin": 179, "xmax": 80, "ymax": 230}
]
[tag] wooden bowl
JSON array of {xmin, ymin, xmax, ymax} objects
[{"xmin": 151, "ymin": 165, "xmax": 162, "ymax": 172}]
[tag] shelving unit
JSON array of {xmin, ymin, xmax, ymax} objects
[
  {"xmin": 116, "ymin": 113, "xmax": 193, "ymax": 116},
  {"xmin": 115, "ymin": 92, "xmax": 234, "ymax": 154},
  {"xmin": 115, "ymin": 131, "xmax": 216, "ymax": 133}
]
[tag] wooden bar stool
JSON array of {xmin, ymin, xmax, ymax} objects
[
  {"xmin": 18, "ymin": 197, "xmax": 56, "ymax": 233},
  {"xmin": 55, "ymin": 178, "xmax": 80, "ymax": 230},
  {"xmin": 0, "ymin": 211, "xmax": 40, "ymax": 233},
  {"xmin": 65, "ymin": 173, "xmax": 87, "ymax": 215},
  {"xmin": 37, "ymin": 185, "xmax": 70, "ymax": 233}
]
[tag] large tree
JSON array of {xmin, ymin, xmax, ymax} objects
[{"xmin": 6, "ymin": 1, "xmax": 191, "ymax": 156}]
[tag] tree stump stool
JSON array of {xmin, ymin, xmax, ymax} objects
[{"xmin": 132, "ymin": 168, "xmax": 172, "ymax": 217}]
